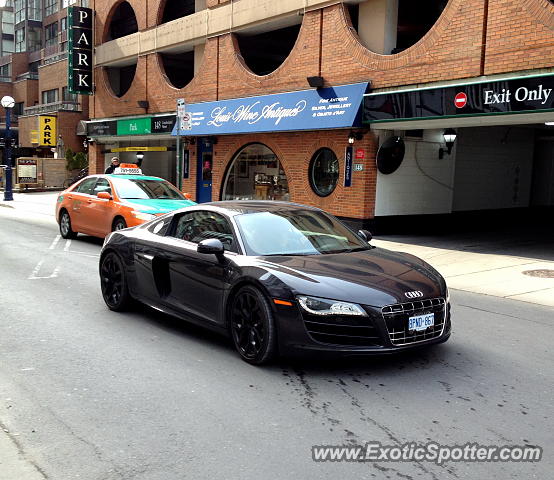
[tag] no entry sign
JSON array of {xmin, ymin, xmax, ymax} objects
[{"xmin": 454, "ymin": 92, "xmax": 468, "ymax": 109}]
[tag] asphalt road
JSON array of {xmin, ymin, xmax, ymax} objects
[{"xmin": 0, "ymin": 206, "xmax": 552, "ymax": 480}]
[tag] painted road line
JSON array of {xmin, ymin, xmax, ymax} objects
[
  {"xmin": 49, "ymin": 235, "xmax": 61, "ymax": 250},
  {"xmin": 28, "ymin": 260, "xmax": 61, "ymax": 280}
]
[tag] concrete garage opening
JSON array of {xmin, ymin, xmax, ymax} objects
[
  {"xmin": 236, "ymin": 22, "xmax": 302, "ymax": 76},
  {"xmin": 159, "ymin": 0, "xmax": 196, "ymax": 24},
  {"xmin": 104, "ymin": 63, "xmax": 137, "ymax": 98},
  {"xmin": 157, "ymin": 1, "xmax": 205, "ymax": 89},
  {"xmin": 347, "ymin": 0, "xmax": 449, "ymax": 55},
  {"xmin": 103, "ymin": 1, "xmax": 140, "ymax": 97},
  {"xmin": 159, "ymin": 50, "xmax": 195, "ymax": 89},
  {"xmin": 105, "ymin": 1, "xmax": 138, "ymax": 41},
  {"xmin": 372, "ymin": 125, "xmax": 554, "ymax": 242}
]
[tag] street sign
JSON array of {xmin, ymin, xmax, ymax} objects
[
  {"xmin": 177, "ymin": 99, "xmax": 191, "ymax": 131},
  {"xmin": 344, "ymin": 146, "xmax": 353, "ymax": 187},
  {"xmin": 454, "ymin": 92, "xmax": 468, "ymax": 109}
]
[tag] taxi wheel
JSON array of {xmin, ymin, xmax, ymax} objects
[
  {"xmin": 59, "ymin": 210, "xmax": 77, "ymax": 239},
  {"xmin": 112, "ymin": 217, "xmax": 127, "ymax": 232},
  {"xmin": 100, "ymin": 251, "xmax": 131, "ymax": 311}
]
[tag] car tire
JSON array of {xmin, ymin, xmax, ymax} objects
[
  {"xmin": 112, "ymin": 217, "xmax": 127, "ymax": 231},
  {"xmin": 229, "ymin": 285, "xmax": 277, "ymax": 365},
  {"xmin": 59, "ymin": 210, "xmax": 77, "ymax": 239},
  {"xmin": 100, "ymin": 251, "xmax": 132, "ymax": 311}
]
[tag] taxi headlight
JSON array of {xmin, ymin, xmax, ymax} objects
[
  {"xmin": 297, "ymin": 296, "xmax": 367, "ymax": 317},
  {"xmin": 131, "ymin": 211, "xmax": 156, "ymax": 222}
]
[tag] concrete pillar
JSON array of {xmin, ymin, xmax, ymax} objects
[
  {"xmin": 194, "ymin": 44, "xmax": 205, "ymax": 75},
  {"xmin": 358, "ymin": 0, "xmax": 398, "ymax": 55}
]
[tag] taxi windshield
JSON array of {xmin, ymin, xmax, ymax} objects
[{"xmin": 111, "ymin": 177, "xmax": 185, "ymax": 200}]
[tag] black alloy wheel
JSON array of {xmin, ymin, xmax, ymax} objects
[
  {"xmin": 230, "ymin": 286, "xmax": 277, "ymax": 365},
  {"xmin": 112, "ymin": 218, "xmax": 127, "ymax": 232},
  {"xmin": 100, "ymin": 252, "xmax": 131, "ymax": 311},
  {"xmin": 59, "ymin": 210, "xmax": 78, "ymax": 239}
]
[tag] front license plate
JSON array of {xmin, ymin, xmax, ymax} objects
[{"xmin": 408, "ymin": 313, "xmax": 434, "ymax": 332}]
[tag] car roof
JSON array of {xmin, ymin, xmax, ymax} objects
[
  {"xmin": 202, "ymin": 201, "xmax": 322, "ymax": 216},
  {"xmin": 104, "ymin": 174, "xmax": 164, "ymax": 181}
]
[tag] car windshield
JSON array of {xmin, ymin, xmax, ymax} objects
[
  {"xmin": 111, "ymin": 177, "xmax": 185, "ymax": 200},
  {"xmin": 235, "ymin": 209, "xmax": 370, "ymax": 256}
]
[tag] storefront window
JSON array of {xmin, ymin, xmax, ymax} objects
[
  {"xmin": 222, "ymin": 143, "xmax": 289, "ymax": 201},
  {"xmin": 309, "ymin": 148, "xmax": 339, "ymax": 197}
]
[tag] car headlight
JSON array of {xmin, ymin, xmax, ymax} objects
[
  {"xmin": 131, "ymin": 211, "xmax": 156, "ymax": 221},
  {"xmin": 297, "ymin": 296, "xmax": 367, "ymax": 316}
]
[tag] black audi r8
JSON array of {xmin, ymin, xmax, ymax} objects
[{"xmin": 99, "ymin": 201, "xmax": 451, "ymax": 364}]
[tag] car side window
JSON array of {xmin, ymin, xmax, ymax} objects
[
  {"xmin": 93, "ymin": 178, "xmax": 112, "ymax": 196},
  {"xmin": 148, "ymin": 216, "xmax": 172, "ymax": 236},
  {"xmin": 172, "ymin": 211, "xmax": 237, "ymax": 252},
  {"xmin": 75, "ymin": 178, "xmax": 97, "ymax": 195}
]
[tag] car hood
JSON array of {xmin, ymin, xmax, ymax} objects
[
  {"xmin": 122, "ymin": 199, "xmax": 196, "ymax": 214},
  {"xmin": 256, "ymin": 248, "xmax": 445, "ymax": 307}
]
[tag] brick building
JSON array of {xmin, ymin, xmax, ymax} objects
[
  {"xmin": 0, "ymin": 0, "xmax": 89, "ymax": 167},
  {"xmin": 87, "ymin": 0, "xmax": 554, "ymax": 227}
]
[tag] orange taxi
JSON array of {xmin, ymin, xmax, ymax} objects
[{"xmin": 55, "ymin": 164, "xmax": 196, "ymax": 239}]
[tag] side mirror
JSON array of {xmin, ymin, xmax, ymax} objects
[
  {"xmin": 97, "ymin": 191, "xmax": 112, "ymax": 200},
  {"xmin": 358, "ymin": 229, "xmax": 373, "ymax": 242},
  {"xmin": 197, "ymin": 238, "xmax": 224, "ymax": 256}
]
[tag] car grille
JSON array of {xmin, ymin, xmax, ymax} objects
[
  {"xmin": 382, "ymin": 298, "xmax": 446, "ymax": 346},
  {"xmin": 302, "ymin": 313, "xmax": 383, "ymax": 347}
]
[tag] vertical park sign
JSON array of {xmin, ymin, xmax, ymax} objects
[{"xmin": 68, "ymin": 6, "xmax": 93, "ymax": 95}]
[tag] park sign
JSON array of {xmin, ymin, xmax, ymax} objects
[
  {"xmin": 39, "ymin": 116, "xmax": 57, "ymax": 147},
  {"xmin": 68, "ymin": 6, "xmax": 93, "ymax": 95}
]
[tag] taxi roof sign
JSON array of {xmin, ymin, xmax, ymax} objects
[{"xmin": 114, "ymin": 164, "xmax": 143, "ymax": 175}]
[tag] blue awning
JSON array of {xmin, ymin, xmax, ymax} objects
[{"xmin": 172, "ymin": 82, "xmax": 369, "ymax": 136}]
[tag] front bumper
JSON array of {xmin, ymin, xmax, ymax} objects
[{"xmin": 274, "ymin": 298, "xmax": 452, "ymax": 357}]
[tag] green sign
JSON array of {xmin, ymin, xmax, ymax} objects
[
  {"xmin": 117, "ymin": 118, "xmax": 152, "ymax": 136},
  {"xmin": 67, "ymin": 6, "xmax": 93, "ymax": 95}
]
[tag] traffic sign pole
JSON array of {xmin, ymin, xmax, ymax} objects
[{"xmin": 176, "ymin": 99, "xmax": 184, "ymax": 191}]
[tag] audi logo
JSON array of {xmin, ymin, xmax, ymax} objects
[{"xmin": 404, "ymin": 291, "xmax": 424, "ymax": 299}]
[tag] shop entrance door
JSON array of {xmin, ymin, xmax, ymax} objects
[{"xmin": 196, "ymin": 138, "xmax": 213, "ymax": 203}]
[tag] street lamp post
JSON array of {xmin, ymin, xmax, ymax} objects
[{"xmin": 1, "ymin": 95, "xmax": 15, "ymax": 201}]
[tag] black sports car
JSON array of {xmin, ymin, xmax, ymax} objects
[{"xmin": 99, "ymin": 201, "xmax": 451, "ymax": 364}]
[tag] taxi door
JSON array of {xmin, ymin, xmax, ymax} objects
[
  {"xmin": 80, "ymin": 178, "xmax": 115, "ymax": 237},
  {"xmin": 67, "ymin": 177, "xmax": 98, "ymax": 233}
]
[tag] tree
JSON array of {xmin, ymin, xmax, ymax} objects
[{"xmin": 66, "ymin": 149, "xmax": 88, "ymax": 171}]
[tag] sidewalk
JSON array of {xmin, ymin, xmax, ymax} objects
[
  {"xmin": 0, "ymin": 192, "xmax": 57, "ymax": 217},
  {"xmin": 373, "ymin": 232, "xmax": 554, "ymax": 308}
]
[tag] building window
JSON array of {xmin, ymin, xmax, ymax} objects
[
  {"xmin": 45, "ymin": 0, "xmax": 58, "ymax": 17},
  {"xmin": 45, "ymin": 22, "xmax": 58, "ymax": 47},
  {"xmin": 222, "ymin": 143, "xmax": 289, "ymax": 201},
  {"xmin": 60, "ymin": 17, "xmax": 67, "ymax": 31},
  {"xmin": 15, "ymin": 27, "xmax": 24, "ymax": 52},
  {"xmin": 14, "ymin": 0, "xmax": 25, "ymax": 24},
  {"xmin": 0, "ymin": 63, "xmax": 10, "ymax": 79},
  {"xmin": 13, "ymin": 102, "xmax": 24, "ymax": 116},
  {"xmin": 42, "ymin": 88, "xmax": 59, "ymax": 104},
  {"xmin": 28, "ymin": 0, "xmax": 42, "ymax": 21},
  {"xmin": 29, "ymin": 60, "xmax": 40, "ymax": 72},
  {"xmin": 309, "ymin": 148, "xmax": 339, "ymax": 197},
  {"xmin": 27, "ymin": 26, "xmax": 41, "ymax": 51}
]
